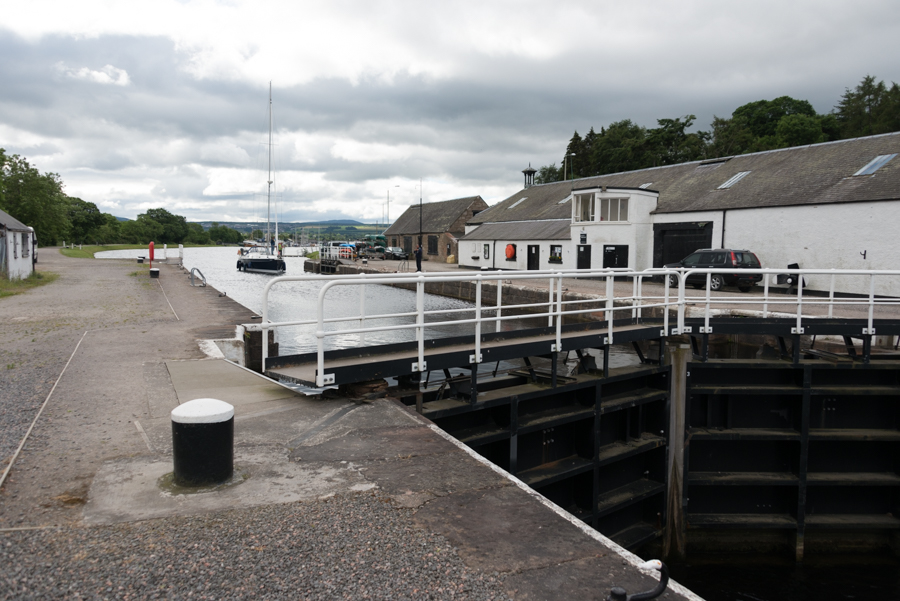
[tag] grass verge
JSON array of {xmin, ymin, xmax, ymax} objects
[
  {"xmin": 0, "ymin": 271, "xmax": 60, "ymax": 298},
  {"xmin": 60, "ymin": 243, "xmax": 226, "ymax": 259}
]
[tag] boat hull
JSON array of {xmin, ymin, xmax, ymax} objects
[{"xmin": 237, "ymin": 257, "xmax": 286, "ymax": 275}]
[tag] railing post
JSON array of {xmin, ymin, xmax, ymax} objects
[
  {"xmin": 548, "ymin": 276, "xmax": 555, "ymax": 327},
  {"xmin": 474, "ymin": 273, "xmax": 483, "ymax": 364},
  {"xmin": 677, "ymin": 271, "xmax": 686, "ymax": 334},
  {"xmin": 605, "ymin": 273, "xmax": 614, "ymax": 345},
  {"xmin": 828, "ymin": 271, "xmax": 836, "ymax": 319},
  {"xmin": 663, "ymin": 272, "xmax": 670, "ymax": 336},
  {"xmin": 795, "ymin": 274, "xmax": 804, "ymax": 334},
  {"xmin": 358, "ymin": 272, "xmax": 366, "ymax": 345},
  {"xmin": 555, "ymin": 272, "xmax": 564, "ymax": 351},
  {"xmin": 631, "ymin": 274, "xmax": 638, "ymax": 320},
  {"xmin": 867, "ymin": 274, "xmax": 876, "ymax": 336},
  {"xmin": 416, "ymin": 273, "xmax": 425, "ymax": 376},
  {"xmin": 763, "ymin": 270, "xmax": 770, "ymax": 318},
  {"xmin": 495, "ymin": 275, "xmax": 503, "ymax": 333}
]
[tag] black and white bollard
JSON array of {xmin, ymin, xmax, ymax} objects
[
  {"xmin": 150, "ymin": 268, "xmax": 160, "ymax": 278},
  {"xmin": 171, "ymin": 398, "xmax": 234, "ymax": 486}
]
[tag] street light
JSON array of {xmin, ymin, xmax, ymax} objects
[
  {"xmin": 386, "ymin": 185, "xmax": 399, "ymax": 226},
  {"xmin": 564, "ymin": 152, "xmax": 576, "ymax": 181}
]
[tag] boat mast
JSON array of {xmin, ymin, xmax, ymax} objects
[{"xmin": 267, "ymin": 82, "xmax": 274, "ymax": 254}]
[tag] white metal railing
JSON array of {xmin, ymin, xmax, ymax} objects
[{"xmin": 243, "ymin": 267, "xmax": 900, "ymax": 386}]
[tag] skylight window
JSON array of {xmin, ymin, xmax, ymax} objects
[
  {"xmin": 854, "ymin": 154, "xmax": 896, "ymax": 176},
  {"xmin": 718, "ymin": 171, "xmax": 751, "ymax": 189},
  {"xmin": 639, "ymin": 182, "xmax": 653, "ymax": 189},
  {"xmin": 508, "ymin": 197, "xmax": 527, "ymax": 209}
]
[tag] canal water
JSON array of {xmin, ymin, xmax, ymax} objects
[
  {"xmin": 97, "ymin": 247, "xmax": 900, "ymax": 600},
  {"xmin": 98, "ymin": 246, "xmax": 638, "ymax": 363}
]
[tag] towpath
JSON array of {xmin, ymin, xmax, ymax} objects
[{"xmin": 0, "ymin": 249, "xmax": 697, "ymax": 600}]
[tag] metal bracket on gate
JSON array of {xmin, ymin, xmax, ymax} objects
[
  {"xmin": 469, "ymin": 353, "xmax": 483, "ymax": 364},
  {"xmin": 863, "ymin": 328, "xmax": 876, "ymax": 335},
  {"xmin": 699, "ymin": 326, "xmax": 713, "ymax": 334},
  {"xmin": 412, "ymin": 361, "xmax": 428, "ymax": 372},
  {"xmin": 318, "ymin": 373, "xmax": 335, "ymax": 386},
  {"xmin": 551, "ymin": 344, "xmax": 562, "ymax": 352},
  {"xmin": 681, "ymin": 326, "xmax": 693, "ymax": 333},
  {"xmin": 791, "ymin": 327, "xmax": 805, "ymax": 334}
]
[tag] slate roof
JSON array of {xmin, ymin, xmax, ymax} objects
[
  {"xmin": 471, "ymin": 133, "xmax": 900, "ymax": 225},
  {"xmin": 385, "ymin": 196, "xmax": 487, "ymax": 236},
  {"xmin": 461, "ymin": 219, "xmax": 571, "ymax": 241},
  {"xmin": 0, "ymin": 208, "xmax": 31, "ymax": 232}
]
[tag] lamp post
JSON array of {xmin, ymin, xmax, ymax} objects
[
  {"xmin": 418, "ymin": 178, "xmax": 423, "ymax": 246},
  {"xmin": 564, "ymin": 152, "xmax": 576, "ymax": 181},
  {"xmin": 386, "ymin": 185, "xmax": 399, "ymax": 226}
]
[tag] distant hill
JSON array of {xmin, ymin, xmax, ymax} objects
[{"xmin": 114, "ymin": 216, "xmax": 130, "ymax": 222}]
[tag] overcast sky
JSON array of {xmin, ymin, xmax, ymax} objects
[{"xmin": 2, "ymin": 0, "xmax": 899, "ymax": 224}]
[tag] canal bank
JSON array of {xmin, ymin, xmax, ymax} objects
[{"xmin": 0, "ymin": 249, "xmax": 695, "ymax": 600}]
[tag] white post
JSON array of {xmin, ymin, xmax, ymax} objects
[{"xmin": 495, "ymin": 276, "xmax": 503, "ymax": 333}]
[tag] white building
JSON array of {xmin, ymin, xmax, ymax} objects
[
  {"xmin": 0, "ymin": 209, "xmax": 35, "ymax": 280},
  {"xmin": 461, "ymin": 133, "xmax": 900, "ymax": 296}
]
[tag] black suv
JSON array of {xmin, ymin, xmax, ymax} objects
[{"xmin": 665, "ymin": 249, "xmax": 762, "ymax": 292}]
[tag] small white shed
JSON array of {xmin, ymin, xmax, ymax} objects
[{"xmin": 0, "ymin": 208, "xmax": 36, "ymax": 280}]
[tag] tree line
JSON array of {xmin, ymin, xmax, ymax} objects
[
  {"xmin": 535, "ymin": 75, "xmax": 900, "ymax": 183},
  {"xmin": 0, "ymin": 149, "xmax": 244, "ymax": 246}
]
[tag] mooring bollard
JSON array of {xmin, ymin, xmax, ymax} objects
[
  {"xmin": 171, "ymin": 398, "xmax": 234, "ymax": 486},
  {"xmin": 150, "ymin": 268, "xmax": 159, "ymax": 278}
]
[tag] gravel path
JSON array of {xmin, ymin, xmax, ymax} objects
[{"xmin": 1, "ymin": 492, "xmax": 509, "ymax": 600}]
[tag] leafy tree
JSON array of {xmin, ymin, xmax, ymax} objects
[
  {"xmin": 93, "ymin": 214, "xmax": 122, "ymax": 244},
  {"xmin": 645, "ymin": 115, "xmax": 709, "ymax": 167},
  {"xmin": 0, "ymin": 152, "xmax": 69, "ymax": 245},
  {"xmin": 590, "ymin": 119, "xmax": 649, "ymax": 175},
  {"xmin": 143, "ymin": 208, "xmax": 188, "ymax": 243},
  {"xmin": 775, "ymin": 113, "xmax": 825, "ymax": 147},
  {"xmin": 250, "ymin": 228, "xmax": 264, "ymax": 239},
  {"xmin": 835, "ymin": 75, "xmax": 900, "ymax": 138},
  {"xmin": 733, "ymin": 96, "xmax": 817, "ymax": 141},
  {"xmin": 66, "ymin": 197, "xmax": 107, "ymax": 243},
  {"xmin": 707, "ymin": 115, "xmax": 755, "ymax": 157},
  {"xmin": 534, "ymin": 163, "xmax": 561, "ymax": 184},
  {"xmin": 184, "ymin": 222, "xmax": 210, "ymax": 245},
  {"xmin": 208, "ymin": 222, "xmax": 244, "ymax": 244}
]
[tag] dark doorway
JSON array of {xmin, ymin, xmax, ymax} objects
[
  {"xmin": 603, "ymin": 245, "xmax": 629, "ymax": 269},
  {"xmin": 527, "ymin": 245, "xmax": 540, "ymax": 270},
  {"xmin": 577, "ymin": 245, "xmax": 591, "ymax": 269},
  {"xmin": 403, "ymin": 236, "xmax": 413, "ymax": 254},
  {"xmin": 653, "ymin": 222, "xmax": 714, "ymax": 267}
]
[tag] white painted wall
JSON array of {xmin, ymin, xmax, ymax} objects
[
  {"xmin": 723, "ymin": 201, "xmax": 900, "ymax": 297},
  {"xmin": 2, "ymin": 230, "xmax": 34, "ymax": 280},
  {"xmin": 571, "ymin": 189, "xmax": 658, "ymax": 271},
  {"xmin": 460, "ymin": 238, "xmax": 569, "ymax": 270},
  {"xmin": 653, "ymin": 202, "xmax": 900, "ymax": 296}
]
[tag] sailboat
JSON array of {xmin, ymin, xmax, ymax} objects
[{"xmin": 237, "ymin": 83, "xmax": 287, "ymax": 275}]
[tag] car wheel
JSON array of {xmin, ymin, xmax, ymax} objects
[
  {"xmin": 667, "ymin": 274, "xmax": 678, "ymax": 288},
  {"xmin": 738, "ymin": 286, "xmax": 752, "ymax": 292},
  {"xmin": 709, "ymin": 274, "xmax": 724, "ymax": 291}
]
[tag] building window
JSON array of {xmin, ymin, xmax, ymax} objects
[
  {"xmin": 483, "ymin": 244, "xmax": 490, "ymax": 260},
  {"xmin": 21, "ymin": 233, "xmax": 29, "ymax": 258},
  {"xmin": 549, "ymin": 245, "xmax": 562, "ymax": 263},
  {"xmin": 599, "ymin": 198, "xmax": 628, "ymax": 222},
  {"xmin": 427, "ymin": 235, "xmax": 438, "ymax": 255},
  {"xmin": 575, "ymin": 193, "xmax": 595, "ymax": 222}
]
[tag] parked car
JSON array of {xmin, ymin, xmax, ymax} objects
[
  {"xmin": 384, "ymin": 247, "xmax": 408, "ymax": 260},
  {"xmin": 665, "ymin": 249, "xmax": 762, "ymax": 292}
]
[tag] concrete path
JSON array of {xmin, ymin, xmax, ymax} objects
[{"xmin": 0, "ymin": 249, "xmax": 697, "ymax": 600}]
